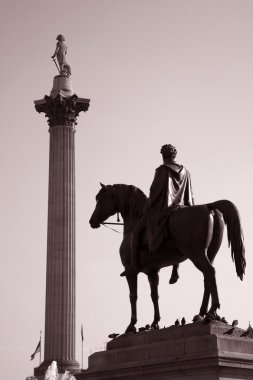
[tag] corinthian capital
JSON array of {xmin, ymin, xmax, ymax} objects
[{"xmin": 34, "ymin": 94, "xmax": 90, "ymax": 127}]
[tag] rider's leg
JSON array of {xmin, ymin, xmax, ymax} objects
[
  {"xmin": 120, "ymin": 215, "xmax": 145, "ymax": 276},
  {"xmin": 169, "ymin": 264, "xmax": 179, "ymax": 284}
]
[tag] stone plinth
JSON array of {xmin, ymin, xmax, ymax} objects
[
  {"xmin": 76, "ymin": 321, "xmax": 253, "ymax": 380},
  {"xmin": 50, "ymin": 75, "xmax": 73, "ymax": 98}
]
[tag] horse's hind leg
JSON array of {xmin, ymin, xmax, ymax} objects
[
  {"xmin": 192, "ymin": 253, "xmax": 220, "ymax": 318},
  {"xmin": 148, "ymin": 272, "xmax": 160, "ymax": 329},
  {"xmin": 125, "ymin": 274, "xmax": 138, "ymax": 333},
  {"xmin": 198, "ymin": 278, "xmax": 211, "ymax": 318},
  {"xmin": 199, "ymin": 210, "xmax": 224, "ymax": 317}
]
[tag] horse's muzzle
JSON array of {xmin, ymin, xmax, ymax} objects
[{"xmin": 89, "ymin": 218, "xmax": 101, "ymax": 229}]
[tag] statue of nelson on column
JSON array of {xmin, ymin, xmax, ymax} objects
[{"xmin": 51, "ymin": 34, "xmax": 71, "ymax": 77}]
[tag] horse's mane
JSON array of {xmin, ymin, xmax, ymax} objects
[{"xmin": 112, "ymin": 184, "xmax": 147, "ymax": 219}]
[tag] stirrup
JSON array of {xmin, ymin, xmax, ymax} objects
[{"xmin": 120, "ymin": 267, "xmax": 138, "ymax": 277}]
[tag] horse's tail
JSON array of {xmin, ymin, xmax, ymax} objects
[{"xmin": 207, "ymin": 200, "xmax": 246, "ymax": 280}]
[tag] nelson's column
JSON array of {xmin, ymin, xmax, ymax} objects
[{"xmin": 33, "ymin": 35, "xmax": 90, "ymax": 378}]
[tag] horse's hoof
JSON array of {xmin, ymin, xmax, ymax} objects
[
  {"xmin": 125, "ymin": 325, "xmax": 136, "ymax": 334},
  {"xmin": 205, "ymin": 309, "xmax": 221, "ymax": 322},
  {"xmin": 192, "ymin": 314, "xmax": 204, "ymax": 323},
  {"xmin": 204, "ymin": 313, "xmax": 214, "ymax": 323},
  {"xmin": 151, "ymin": 322, "xmax": 160, "ymax": 330},
  {"xmin": 169, "ymin": 274, "xmax": 179, "ymax": 284}
]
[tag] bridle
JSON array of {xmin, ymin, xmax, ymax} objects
[{"xmin": 97, "ymin": 186, "xmax": 124, "ymax": 234}]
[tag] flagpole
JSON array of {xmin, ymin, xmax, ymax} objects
[
  {"xmin": 39, "ymin": 331, "xmax": 42, "ymax": 365},
  {"xmin": 82, "ymin": 339, "xmax": 83, "ymax": 370},
  {"xmin": 81, "ymin": 324, "xmax": 84, "ymax": 370}
]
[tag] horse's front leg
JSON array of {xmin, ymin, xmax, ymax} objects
[
  {"xmin": 148, "ymin": 272, "xmax": 160, "ymax": 329},
  {"xmin": 125, "ymin": 274, "xmax": 138, "ymax": 333}
]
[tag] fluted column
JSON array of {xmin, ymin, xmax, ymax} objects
[
  {"xmin": 34, "ymin": 79, "xmax": 90, "ymax": 377},
  {"xmin": 44, "ymin": 125, "xmax": 76, "ymax": 364}
]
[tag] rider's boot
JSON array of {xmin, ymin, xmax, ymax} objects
[
  {"xmin": 120, "ymin": 264, "xmax": 139, "ymax": 277},
  {"xmin": 169, "ymin": 264, "xmax": 179, "ymax": 284}
]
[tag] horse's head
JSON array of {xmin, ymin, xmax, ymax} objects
[{"xmin": 89, "ymin": 183, "xmax": 119, "ymax": 229}]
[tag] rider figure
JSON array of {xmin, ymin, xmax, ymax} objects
[{"xmin": 121, "ymin": 144, "xmax": 194, "ymax": 283}]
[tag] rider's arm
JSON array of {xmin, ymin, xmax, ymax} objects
[
  {"xmin": 184, "ymin": 172, "xmax": 195, "ymax": 206},
  {"xmin": 149, "ymin": 165, "xmax": 169, "ymax": 207},
  {"xmin": 51, "ymin": 42, "xmax": 60, "ymax": 59}
]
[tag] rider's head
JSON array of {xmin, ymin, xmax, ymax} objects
[
  {"xmin": 56, "ymin": 34, "xmax": 65, "ymax": 42},
  {"xmin": 160, "ymin": 144, "xmax": 177, "ymax": 162}
]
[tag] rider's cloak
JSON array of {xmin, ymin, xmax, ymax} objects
[{"xmin": 147, "ymin": 164, "xmax": 194, "ymax": 252}]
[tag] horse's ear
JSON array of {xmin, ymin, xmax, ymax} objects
[{"xmin": 100, "ymin": 182, "xmax": 106, "ymax": 188}]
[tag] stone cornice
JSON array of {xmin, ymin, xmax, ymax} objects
[{"xmin": 34, "ymin": 94, "xmax": 90, "ymax": 127}]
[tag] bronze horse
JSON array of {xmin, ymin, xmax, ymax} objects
[{"xmin": 89, "ymin": 183, "xmax": 245, "ymax": 333}]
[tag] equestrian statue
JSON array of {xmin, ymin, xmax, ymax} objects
[{"xmin": 89, "ymin": 144, "xmax": 246, "ymax": 333}]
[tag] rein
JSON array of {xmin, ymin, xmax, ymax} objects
[
  {"xmin": 102, "ymin": 223, "xmax": 123, "ymax": 234},
  {"xmin": 101, "ymin": 209, "xmax": 123, "ymax": 234}
]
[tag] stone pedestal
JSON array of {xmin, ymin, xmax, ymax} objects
[
  {"xmin": 33, "ymin": 77, "xmax": 90, "ymax": 377},
  {"xmin": 50, "ymin": 75, "xmax": 74, "ymax": 98},
  {"xmin": 76, "ymin": 321, "xmax": 253, "ymax": 380}
]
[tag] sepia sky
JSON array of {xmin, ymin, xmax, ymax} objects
[{"xmin": 0, "ymin": 0, "xmax": 253, "ymax": 379}]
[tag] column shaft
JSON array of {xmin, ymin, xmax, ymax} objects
[{"xmin": 44, "ymin": 125, "xmax": 76, "ymax": 365}]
